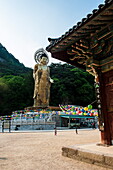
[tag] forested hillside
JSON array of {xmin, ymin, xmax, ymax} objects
[
  {"xmin": 0, "ymin": 43, "xmax": 30, "ymax": 77},
  {"xmin": 0, "ymin": 43, "xmax": 34, "ymax": 115},
  {"xmin": 0, "ymin": 44, "xmax": 96, "ymax": 116},
  {"xmin": 49, "ymin": 63, "xmax": 96, "ymax": 107}
]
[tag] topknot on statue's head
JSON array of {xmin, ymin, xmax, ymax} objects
[{"xmin": 40, "ymin": 53, "xmax": 48, "ymax": 59}]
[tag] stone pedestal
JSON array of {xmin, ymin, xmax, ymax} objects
[{"xmin": 25, "ymin": 106, "xmax": 61, "ymax": 111}]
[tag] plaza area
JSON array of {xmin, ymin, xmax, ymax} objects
[{"xmin": 0, "ymin": 129, "xmax": 112, "ymax": 170}]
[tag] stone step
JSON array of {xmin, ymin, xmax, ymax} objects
[{"xmin": 62, "ymin": 143, "xmax": 113, "ymax": 169}]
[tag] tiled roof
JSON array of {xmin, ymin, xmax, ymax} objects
[{"xmin": 46, "ymin": 0, "xmax": 113, "ymax": 52}]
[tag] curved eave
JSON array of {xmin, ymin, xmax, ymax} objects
[
  {"xmin": 51, "ymin": 50, "xmax": 86, "ymax": 69},
  {"xmin": 46, "ymin": 0, "xmax": 113, "ymax": 53}
]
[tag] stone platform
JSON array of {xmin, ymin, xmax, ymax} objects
[
  {"xmin": 25, "ymin": 106, "xmax": 61, "ymax": 111},
  {"xmin": 62, "ymin": 143, "xmax": 113, "ymax": 169}
]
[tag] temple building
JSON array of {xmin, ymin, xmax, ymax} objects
[{"xmin": 46, "ymin": 0, "xmax": 113, "ymax": 145}]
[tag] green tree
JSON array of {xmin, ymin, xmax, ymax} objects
[
  {"xmin": 50, "ymin": 63, "xmax": 96, "ymax": 107},
  {"xmin": 0, "ymin": 73, "xmax": 34, "ymax": 116}
]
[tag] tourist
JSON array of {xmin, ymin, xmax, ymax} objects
[
  {"xmin": 54, "ymin": 126, "xmax": 57, "ymax": 136},
  {"xmin": 92, "ymin": 122, "xmax": 96, "ymax": 129},
  {"xmin": 75, "ymin": 126, "xmax": 78, "ymax": 134}
]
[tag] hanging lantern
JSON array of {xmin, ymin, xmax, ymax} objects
[
  {"xmin": 88, "ymin": 105, "xmax": 93, "ymax": 110},
  {"xmin": 84, "ymin": 107, "xmax": 88, "ymax": 111}
]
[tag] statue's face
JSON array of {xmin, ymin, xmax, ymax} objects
[{"xmin": 40, "ymin": 57, "xmax": 47, "ymax": 65}]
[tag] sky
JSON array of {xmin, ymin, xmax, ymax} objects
[{"xmin": 0, "ymin": 0, "xmax": 104, "ymax": 68}]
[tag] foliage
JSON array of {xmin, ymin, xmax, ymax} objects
[
  {"xmin": 49, "ymin": 63, "xmax": 96, "ymax": 107},
  {"xmin": 0, "ymin": 43, "xmax": 34, "ymax": 116},
  {"xmin": 0, "ymin": 72, "xmax": 34, "ymax": 116},
  {"xmin": 0, "ymin": 43, "xmax": 31, "ymax": 77}
]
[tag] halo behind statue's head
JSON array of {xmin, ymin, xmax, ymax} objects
[{"xmin": 34, "ymin": 48, "xmax": 49, "ymax": 64}]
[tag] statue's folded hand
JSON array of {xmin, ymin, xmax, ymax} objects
[{"xmin": 50, "ymin": 78, "xmax": 54, "ymax": 83}]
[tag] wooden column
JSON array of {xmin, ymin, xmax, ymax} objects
[
  {"xmin": 89, "ymin": 66, "xmax": 113, "ymax": 145},
  {"xmin": 100, "ymin": 70, "xmax": 113, "ymax": 145}
]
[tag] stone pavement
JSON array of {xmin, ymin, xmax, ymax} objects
[
  {"xmin": 0, "ymin": 129, "xmax": 112, "ymax": 170},
  {"xmin": 62, "ymin": 143, "xmax": 113, "ymax": 169}
]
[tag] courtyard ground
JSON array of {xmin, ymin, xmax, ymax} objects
[{"xmin": 0, "ymin": 129, "xmax": 111, "ymax": 170}]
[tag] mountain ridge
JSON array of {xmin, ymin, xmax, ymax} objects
[{"xmin": 0, "ymin": 43, "xmax": 32, "ymax": 77}]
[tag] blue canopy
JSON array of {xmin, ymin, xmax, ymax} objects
[{"xmin": 60, "ymin": 115, "xmax": 95, "ymax": 119}]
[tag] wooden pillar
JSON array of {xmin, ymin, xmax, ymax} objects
[
  {"xmin": 99, "ymin": 70, "xmax": 113, "ymax": 145},
  {"xmin": 91, "ymin": 67, "xmax": 113, "ymax": 145}
]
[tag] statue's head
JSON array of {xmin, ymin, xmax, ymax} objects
[
  {"xmin": 34, "ymin": 48, "xmax": 49, "ymax": 64},
  {"xmin": 40, "ymin": 56, "xmax": 48, "ymax": 65}
]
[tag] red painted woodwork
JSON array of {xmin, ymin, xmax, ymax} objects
[{"xmin": 100, "ymin": 70, "xmax": 113, "ymax": 145}]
